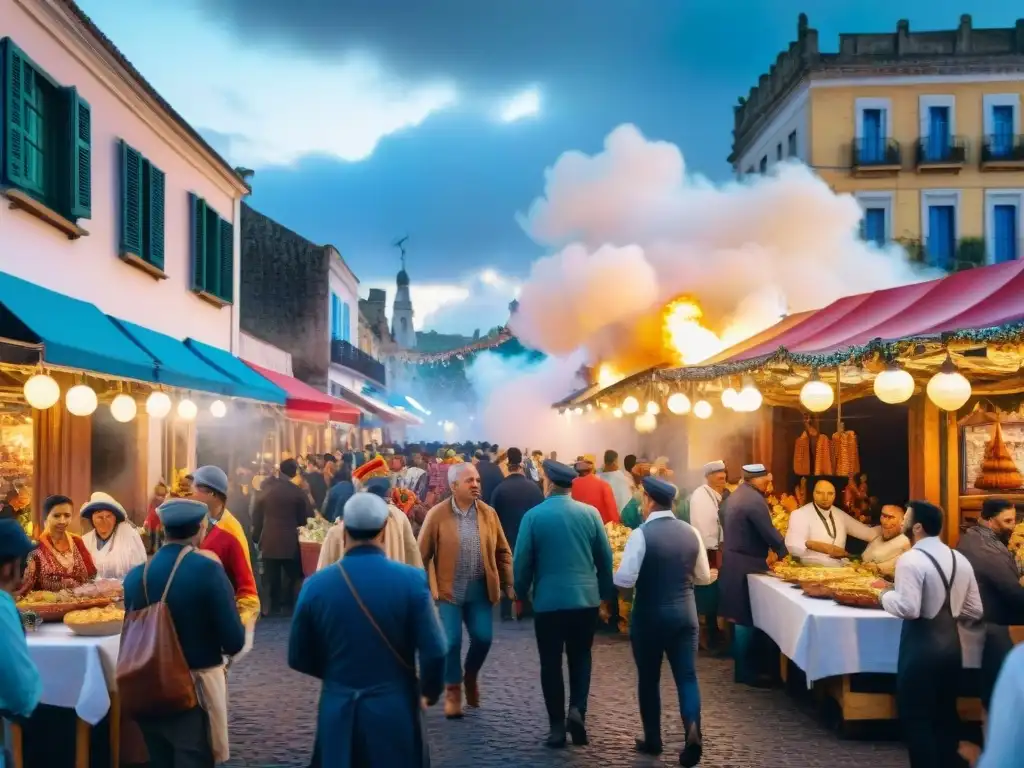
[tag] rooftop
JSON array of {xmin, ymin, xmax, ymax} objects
[{"xmin": 730, "ymin": 13, "xmax": 1024, "ymax": 164}]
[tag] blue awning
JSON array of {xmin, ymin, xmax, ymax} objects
[
  {"xmin": 109, "ymin": 318, "xmax": 238, "ymax": 396},
  {"xmin": 0, "ymin": 271, "xmax": 157, "ymax": 381},
  {"xmin": 184, "ymin": 338, "xmax": 286, "ymax": 404}
]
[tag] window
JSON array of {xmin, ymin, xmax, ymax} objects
[
  {"xmin": 119, "ymin": 141, "xmax": 165, "ymax": 273},
  {"xmin": 992, "ymin": 106, "xmax": 1014, "ymax": 157},
  {"xmin": 984, "ymin": 95, "xmax": 1020, "ymax": 160},
  {"xmin": 776, "ymin": 143, "xmax": 782, "ymax": 161},
  {"xmin": 1, "ymin": 38, "xmax": 92, "ymax": 221},
  {"xmin": 330, "ymin": 294, "xmax": 350, "ymax": 341},
  {"xmin": 759, "ymin": 156, "xmax": 767, "ymax": 174},
  {"xmin": 787, "ymin": 130, "xmax": 797, "ymax": 158},
  {"xmin": 993, "ymin": 204, "xmax": 1018, "ymax": 263},
  {"xmin": 986, "ymin": 191, "xmax": 1023, "ymax": 264},
  {"xmin": 855, "ymin": 98, "xmax": 892, "ymax": 165},
  {"xmin": 862, "ymin": 109, "xmax": 884, "ymax": 162},
  {"xmin": 862, "ymin": 209, "xmax": 886, "ymax": 246},
  {"xmin": 926, "ymin": 106, "xmax": 951, "ymax": 161},
  {"xmin": 189, "ymin": 194, "xmax": 233, "ymax": 305},
  {"xmin": 855, "ymin": 192, "xmax": 892, "ymax": 247},
  {"xmin": 927, "ymin": 206, "xmax": 956, "ymax": 268}
]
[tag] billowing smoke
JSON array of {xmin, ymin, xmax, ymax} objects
[{"xmin": 511, "ymin": 123, "xmax": 932, "ymax": 369}]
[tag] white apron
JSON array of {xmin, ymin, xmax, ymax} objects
[{"xmin": 192, "ymin": 666, "xmax": 229, "ymax": 764}]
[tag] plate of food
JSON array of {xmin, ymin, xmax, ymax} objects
[
  {"xmin": 800, "ymin": 581, "xmax": 838, "ymax": 599},
  {"xmin": 64, "ymin": 605, "xmax": 125, "ymax": 636},
  {"xmin": 832, "ymin": 587, "xmax": 884, "ymax": 610},
  {"xmin": 73, "ymin": 579, "xmax": 123, "ymax": 600},
  {"xmin": 17, "ymin": 590, "xmax": 116, "ymax": 621}
]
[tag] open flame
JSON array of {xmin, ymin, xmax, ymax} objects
[
  {"xmin": 596, "ymin": 363, "xmax": 624, "ymax": 389},
  {"xmin": 662, "ymin": 297, "xmax": 725, "ymax": 365}
]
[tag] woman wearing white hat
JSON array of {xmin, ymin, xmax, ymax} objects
[{"xmin": 81, "ymin": 492, "xmax": 147, "ymax": 580}]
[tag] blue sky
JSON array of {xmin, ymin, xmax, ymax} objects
[{"xmin": 78, "ymin": 0, "xmax": 1019, "ymax": 334}]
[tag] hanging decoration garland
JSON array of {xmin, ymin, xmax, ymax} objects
[{"xmin": 392, "ymin": 327, "xmax": 516, "ymax": 365}]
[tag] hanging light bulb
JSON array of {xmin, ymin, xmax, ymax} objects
[
  {"xmin": 634, "ymin": 412, "xmax": 657, "ymax": 433},
  {"xmin": 799, "ymin": 370, "xmax": 834, "ymax": 413},
  {"xmin": 622, "ymin": 396, "xmax": 640, "ymax": 414},
  {"xmin": 109, "ymin": 393, "xmax": 137, "ymax": 423},
  {"xmin": 612, "ymin": 407, "xmax": 623, "ymax": 418},
  {"xmin": 586, "ymin": 403, "xmax": 593, "ymax": 412},
  {"xmin": 693, "ymin": 400, "xmax": 713, "ymax": 419},
  {"xmin": 210, "ymin": 400, "xmax": 228, "ymax": 418},
  {"xmin": 926, "ymin": 355, "xmax": 972, "ymax": 412},
  {"xmin": 177, "ymin": 399, "xmax": 198, "ymax": 421},
  {"xmin": 65, "ymin": 384, "xmax": 98, "ymax": 417},
  {"xmin": 645, "ymin": 400, "xmax": 660, "ymax": 416},
  {"xmin": 873, "ymin": 363, "xmax": 915, "ymax": 405},
  {"xmin": 146, "ymin": 391, "xmax": 172, "ymax": 419},
  {"xmin": 573, "ymin": 407, "xmax": 583, "ymax": 416},
  {"xmin": 721, "ymin": 387, "xmax": 738, "ymax": 410},
  {"xmin": 667, "ymin": 392, "xmax": 691, "ymax": 415},
  {"xmin": 735, "ymin": 377, "xmax": 763, "ymax": 412},
  {"xmin": 23, "ymin": 373, "xmax": 60, "ymax": 410}
]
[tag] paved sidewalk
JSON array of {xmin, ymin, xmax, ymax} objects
[{"xmin": 226, "ymin": 616, "xmax": 908, "ymax": 767}]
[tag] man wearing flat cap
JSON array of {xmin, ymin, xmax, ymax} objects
[
  {"xmin": 0, "ymin": 518, "xmax": 41, "ymax": 725},
  {"xmin": 290, "ymin": 492, "xmax": 446, "ymax": 768},
  {"xmin": 614, "ymin": 475, "xmax": 711, "ymax": 765},
  {"xmin": 717, "ymin": 464, "xmax": 788, "ymax": 687},
  {"xmin": 514, "ymin": 459, "xmax": 615, "ymax": 748}
]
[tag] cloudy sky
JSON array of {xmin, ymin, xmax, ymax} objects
[{"xmin": 78, "ymin": 0, "xmax": 1017, "ymax": 333}]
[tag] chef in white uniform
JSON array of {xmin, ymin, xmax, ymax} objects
[
  {"xmin": 688, "ymin": 461, "xmax": 727, "ymax": 565},
  {"xmin": 785, "ymin": 480, "xmax": 879, "ymax": 567}
]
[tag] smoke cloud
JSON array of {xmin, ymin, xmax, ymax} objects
[{"xmin": 510, "ymin": 123, "xmax": 932, "ymax": 368}]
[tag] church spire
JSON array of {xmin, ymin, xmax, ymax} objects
[{"xmin": 391, "ymin": 236, "xmax": 416, "ymax": 348}]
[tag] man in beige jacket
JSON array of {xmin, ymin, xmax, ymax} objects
[{"xmin": 316, "ymin": 477, "xmax": 422, "ymax": 570}]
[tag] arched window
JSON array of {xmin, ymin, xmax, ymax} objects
[{"xmin": 400, "ymin": 317, "xmax": 408, "ymax": 332}]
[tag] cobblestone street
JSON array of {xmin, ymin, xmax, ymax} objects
[{"xmin": 225, "ymin": 615, "xmax": 908, "ymax": 768}]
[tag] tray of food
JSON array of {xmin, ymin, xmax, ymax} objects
[
  {"xmin": 832, "ymin": 587, "xmax": 884, "ymax": 610},
  {"xmin": 800, "ymin": 581, "xmax": 838, "ymax": 599},
  {"xmin": 73, "ymin": 579, "xmax": 124, "ymax": 600},
  {"xmin": 17, "ymin": 590, "xmax": 116, "ymax": 621},
  {"xmin": 64, "ymin": 605, "xmax": 125, "ymax": 636}
]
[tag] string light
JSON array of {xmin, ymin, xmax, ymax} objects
[
  {"xmin": 799, "ymin": 370, "xmax": 834, "ymax": 413},
  {"xmin": 146, "ymin": 391, "xmax": 172, "ymax": 419},
  {"xmin": 926, "ymin": 355, "xmax": 972, "ymax": 412},
  {"xmin": 23, "ymin": 374, "xmax": 60, "ymax": 410},
  {"xmin": 645, "ymin": 401, "xmax": 660, "ymax": 416},
  {"xmin": 873, "ymin": 364, "xmax": 915, "ymax": 405},
  {"xmin": 109, "ymin": 393, "xmax": 137, "ymax": 423},
  {"xmin": 622, "ymin": 396, "xmax": 640, "ymax": 414},
  {"xmin": 693, "ymin": 400, "xmax": 713, "ymax": 419},
  {"xmin": 667, "ymin": 392, "xmax": 691, "ymax": 415}
]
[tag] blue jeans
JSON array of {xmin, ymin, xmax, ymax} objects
[
  {"xmin": 631, "ymin": 622, "xmax": 701, "ymax": 745},
  {"xmin": 437, "ymin": 579, "xmax": 493, "ymax": 685}
]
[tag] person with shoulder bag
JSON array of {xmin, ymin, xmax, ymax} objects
[
  {"xmin": 289, "ymin": 493, "xmax": 446, "ymax": 768},
  {"xmin": 120, "ymin": 499, "xmax": 245, "ymax": 767}
]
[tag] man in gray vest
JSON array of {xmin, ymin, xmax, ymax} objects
[{"xmin": 614, "ymin": 475, "xmax": 712, "ymax": 767}]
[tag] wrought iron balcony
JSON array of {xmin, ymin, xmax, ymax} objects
[
  {"xmin": 915, "ymin": 135, "xmax": 967, "ymax": 171},
  {"xmin": 981, "ymin": 134, "xmax": 1024, "ymax": 170},
  {"xmin": 331, "ymin": 339, "xmax": 386, "ymax": 386},
  {"xmin": 851, "ymin": 138, "xmax": 901, "ymax": 174}
]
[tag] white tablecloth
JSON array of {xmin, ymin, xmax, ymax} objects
[
  {"xmin": 748, "ymin": 574, "xmax": 983, "ymax": 686},
  {"xmin": 26, "ymin": 625, "xmax": 120, "ymax": 725}
]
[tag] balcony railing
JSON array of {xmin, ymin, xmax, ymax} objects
[
  {"xmin": 851, "ymin": 138, "xmax": 901, "ymax": 171},
  {"xmin": 981, "ymin": 134, "xmax": 1024, "ymax": 169},
  {"xmin": 915, "ymin": 135, "xmax": 967, "ymax": 169},
  {"xmin": 331, "ymin": 339, "xmax": 386, "ymax": 386}
]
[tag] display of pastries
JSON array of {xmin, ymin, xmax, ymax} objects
[{"xmin": 64, "ymin": 605, "xmax": 125, "ymax": 625}]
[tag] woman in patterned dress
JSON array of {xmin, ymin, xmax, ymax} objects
[{"xmin": 16, "ymin": 494, "xmax": 96, "ymax": 598}]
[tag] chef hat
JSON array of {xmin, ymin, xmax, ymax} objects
[{"xmin": 703, "ymin": 460, "xmax": 726, "ymax": 475}]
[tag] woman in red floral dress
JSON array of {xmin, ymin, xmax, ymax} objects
[{"xmin": 17, "ymin": 494, "xmax": 96, "ymax": 598}]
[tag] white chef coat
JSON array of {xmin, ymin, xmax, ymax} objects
[
  {"xmin": 688, "ymin": 484, "xmax": 723, "ymax": 550},
  {"xmin": 613, "ymin": 511, "xmax": 713, "ymax": 589},
  {"xmin": 862, "ymin": 533, "xmax": 910, "ymax": 564},
  {"xmin": 785, "ymin": 503, "xmax": 879, "ymax": 566},
  {"xmin": 83, "ymin": 523, "xmax": 148, "ymax": 580},
  {"xmin": 880, "ymin": 536, "xmax": 983, "ymax": 621}
]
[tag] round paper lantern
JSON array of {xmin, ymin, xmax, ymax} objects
[
  {"xmin": 109, "ymin": 393, "xmax": 137, "ymax": 423},
  {"xmin": 23, "ymin": 374, "xmax": 60, "ymax": 410},
  {"xmin": 645, "ymin": 400, "xmax": 660, "ymax": 416},
  {"xmin": 177, "ymin": 399, "xmax": 198, "ymax": 421},
  {"xmin": 573, "ymin": 407, "xmax": 583, "ymax": 416},
  {"xmin": 693, "ymin": 400, "xmax": 713, "ymax": 420},
  {"xmin": 735, "ymin": 381, "xmax": 763, "ymax": 412},
  {"xmin": 146, "ymin": 391, "xmax": 172, "ymax": 419},
  {"xmin": 799, "ymin": 373, "xmax": 834, "ymax": 413},
  {"xmin": 873, "ymin": 365, "xmax": 915, "ymax": 405},
  {"xmin": 612, "ymin": 407, "xmax": 623, "ymax": 418},
  {"xmin": 210, "ymin": 400, "xmax": 228, "ymax": 419},
  {"xmin": 926, "ymin": 357, "xmax": 972, "ymax": 412},
  {"xmin": 721, "ymin": 387, "xmax": 738, "ymax": 410},
  {"xmin": 634, "ymin": 412, "xmax": 657, "ymax": 434},
  {"xmin": 667, "ymin": 392, "xmax": 691, "ymax": 415},
  {"xmin": 65, "ymin": 384, "xmax": 98, "ymax": 417},
  {"xmin": 622, "ymin": 396, "xmax": 640, "ymax": 415}
]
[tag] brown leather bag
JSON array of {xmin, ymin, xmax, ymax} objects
[{"xmin": 116, "ymin": 546, "xmax": 198, "ymax": 717}]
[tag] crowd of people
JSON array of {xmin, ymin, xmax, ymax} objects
[{"xmin": 1, "ymin": 440, "xmax": 1023, "ymax": 767}]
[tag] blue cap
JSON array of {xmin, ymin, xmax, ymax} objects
[
  {"xmin": 0, "ymin": 518, "xmax": 36, "ymax": 560},
  {"xmin": 543, "ymin": 459, "xmax": 578, "ymax": 488},
  {"xmin": 343, "ymin": 493, "xmax": 390, "ymax": 532},
  {"xmin": 642, "ymin": 476, "xmax": 678, "ymax": 508},
  {"xmin": 364, "ymin": 477, "xmax": 391, "ymax": 499},
  {"xmin": 192, "ymin": 465, "xmax": 229, "ymax": 496},
  {"xmin": 158, "ymin": 499, "xmax": 208, "ymax": 528}
]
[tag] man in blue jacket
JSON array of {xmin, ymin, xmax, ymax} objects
[
  {"xmin": 290, "ymin": 492, "xmax": 446, "ymax": 767},
  {"xmin": 514, "ymin": 460, "xmax": 615, "ymax": 749},
  {"xmin": 490, "ymin": 448, "xmax": 544, "ymax": 620}
]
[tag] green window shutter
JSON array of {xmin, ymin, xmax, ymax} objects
[
  {"xmin": 2, "ymin": 39, "xmax": 29, "ymax": 189},
  {"xmin": 67, "ymin": 88, "xmax": 92, "ymax": 219},
  {"xmin": 190, "ymin": 193, "xmax": 207, "ymax": 291},
  {"xmin": 146, "ymin": 163, "xmax": 166, "ymax": 269},
  {"xmin": 119, "ymin": 141, "xmax": 142, "ymax": 256},
  {"xmin": 203, "ymin": 207, "xmax": 220, "ymax": 297},
  {"xmin": 218, "ymin": 218, "xmax": 233, "ymax": 303}
]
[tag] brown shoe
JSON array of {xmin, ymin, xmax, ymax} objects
[
  {"xmin": 464, "ymin": 671, "xmax": 480, "ymax": 708},
  {"xmin": 444, "ymin": 684, "xmax": 463, "ymax": 719}
]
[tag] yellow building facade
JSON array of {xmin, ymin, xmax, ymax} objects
[{"xmin": 731, "ymin": 14, "xmax": 1024, "ymax": 268}]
